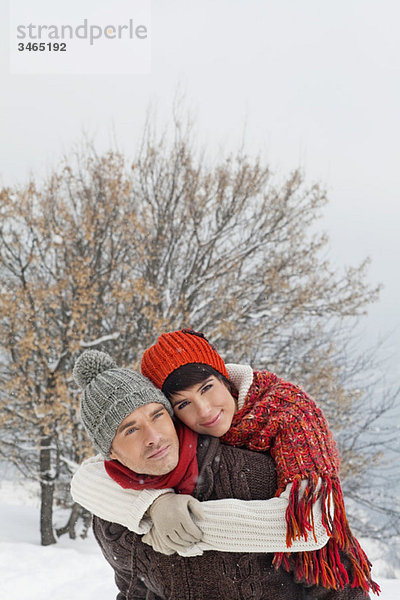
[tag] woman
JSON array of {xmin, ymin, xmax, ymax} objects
[{"xmin": 72, "ymin": 329, "xmax": 379, "ymax": 595}]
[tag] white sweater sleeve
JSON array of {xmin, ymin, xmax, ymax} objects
[
  {"xmin": 183, "ymin": 482, "xmax": 331, "ymax": 556},
  {"xmin": 71, "ymin": 457, "xmax": 330, "ymax": 555},
  {"xmin": 70, "ymin": 455, "xmax": 172, "ymax": 534}
]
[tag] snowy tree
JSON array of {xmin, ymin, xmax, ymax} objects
[{"xmin": 0, "ymin": 163, "xmax": 144, "ymax": 544}]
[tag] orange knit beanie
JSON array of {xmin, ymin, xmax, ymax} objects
[{"xmin": 141, "ymin": 329, "xmax": 229, "ymax": 390}]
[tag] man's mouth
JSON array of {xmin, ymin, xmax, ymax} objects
[
  {"xmin": 148, "ymin": 445, "xmax": 170, "ymax": 460},
  {"xmin": 200, "ymin": 411, "xmax": 222, "ymax": 428}
]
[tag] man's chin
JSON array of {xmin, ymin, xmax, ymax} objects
[{"xmin": 146, "ymin": 453, "xmax": 179, "ymax": 477}]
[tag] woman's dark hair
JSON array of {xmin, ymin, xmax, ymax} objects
[{"xmin": 162, "ymin": 363, "xmax": 236, "ymax": 400}]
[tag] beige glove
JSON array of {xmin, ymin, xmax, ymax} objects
[{"xmin": 142, "ymin": 492, "xmax": 204, "ymax": 555}]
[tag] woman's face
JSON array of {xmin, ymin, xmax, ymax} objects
[{"xmin": 169, "ymin": 375, "xmax": 237, "ymax": 437}]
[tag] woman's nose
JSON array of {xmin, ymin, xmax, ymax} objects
[{"xmin": 196, "ymin": 399, "xmax": 212, "ymax": 419}]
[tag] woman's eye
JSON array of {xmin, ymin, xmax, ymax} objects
[
  {"xmin": 202, "ymin": 384, "xmax": 212, "ymax": 393},
  {"xmin": 176, "ymin": 401, "xmax": 189, "ymax": 410}
]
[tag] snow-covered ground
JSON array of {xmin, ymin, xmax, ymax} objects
[
  {"xmin": 0, "ymin": 479, "xmax": 399, "ymax": 599},
  {"xmin": 0, "ymin": 480, "xmax": 115, "ymax": 600}
]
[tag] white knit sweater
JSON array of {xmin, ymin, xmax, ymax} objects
[{"xmin": 71, "ymin": 364, "xmax": 330, "ymax": 556}]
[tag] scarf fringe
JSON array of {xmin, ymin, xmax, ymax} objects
[{"xmin": 273, "ymin": 475, "xmax": 381, "ymax": 596}]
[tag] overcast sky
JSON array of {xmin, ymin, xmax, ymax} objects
[{"xmin": 1, "ymin": 0, "xmax": 399, "ymax": 380}]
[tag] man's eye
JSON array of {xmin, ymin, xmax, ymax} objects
[{"xmin": 126, "ymin": 427, "xmax": 137, "ymax": 435}]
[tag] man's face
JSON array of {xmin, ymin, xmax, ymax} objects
[{"xmin": 110, "ymin": 403, "xmax": 179, "ymax": 475}]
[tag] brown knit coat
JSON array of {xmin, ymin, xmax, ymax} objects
[{"xmin": 92, "ymin": 436, "xmax": 369, "ymax": 600}]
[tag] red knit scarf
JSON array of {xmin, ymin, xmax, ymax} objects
[
  {"xmin": 222, "ymin": 370, "xmax": 380, "ymax": 595},
  {"xmin": 104, "ymin": 423, "xmax": 199, "ymax": 495}
]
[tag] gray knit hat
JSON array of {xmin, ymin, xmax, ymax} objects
[{"xmin": 73, "ymin": 349, "xmax": 173, "ymax": 458}]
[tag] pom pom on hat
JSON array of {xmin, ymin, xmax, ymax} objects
[{"xmin": 73, "ymin": 349, "xmax": 117, "ymax": 389}]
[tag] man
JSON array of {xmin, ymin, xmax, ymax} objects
[{"xmin": 72, "ymin": 350, "xmax": 368, "ymax": 600}]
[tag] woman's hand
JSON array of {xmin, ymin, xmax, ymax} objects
[{"xmin": 142, "ymin": 492, "xmax": 204, "ymax": 554}]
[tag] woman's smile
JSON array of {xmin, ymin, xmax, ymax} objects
[{"xmin": 200, "ymin": 410, "xmax": 222, "ymax": 428}]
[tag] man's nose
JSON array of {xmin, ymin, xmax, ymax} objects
[{"xmin": 143, "ymin": 424, "xmax": 161, "ymax": 446}]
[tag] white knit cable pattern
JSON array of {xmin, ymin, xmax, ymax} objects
[
  {"xmin": 178, "ymin": 486, "xmax": 330, "ymax": 557},
  {"xmin": 71, "ymin": 457, "xmax": 331, "ymax": 556},
  {"xmin": 70, "ymin": 456, "xmax": 170, "ymax": 534},
  {"xmin": 225, "ymin": 363, "xmax": 254, "ymax": 409}
]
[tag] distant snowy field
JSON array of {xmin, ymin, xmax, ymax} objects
[{"xmin": 0, "ymin": 479, "xmax": 399, "ymax": 600}]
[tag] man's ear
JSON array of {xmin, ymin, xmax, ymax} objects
[{"xmin": 109, "ymin": 446, "xmax": 117, "ymax": 460}]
